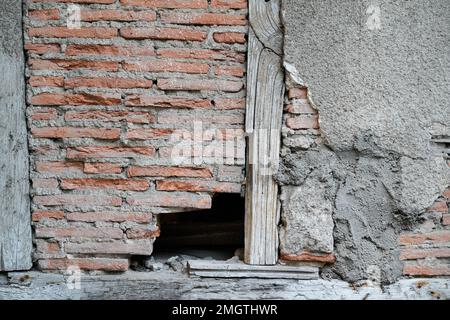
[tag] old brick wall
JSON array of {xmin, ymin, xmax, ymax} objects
[{"xmin": 24, "ymin": 0, "xmax": 248, "ymax": 271}]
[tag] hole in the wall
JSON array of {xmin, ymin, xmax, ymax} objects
[{"xmin": 152, "ymin": 193, "xmax": 245, "ymax": 261}]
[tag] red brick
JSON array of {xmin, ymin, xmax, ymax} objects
[
  {"xmin": 84, "ymin": 163, "xmax": 123, "ymax": 174},
  {"xmin": 214, "ymin": 65, "xmax": 245, "ymax": 77},
  {"xmin": 32, "ymin": 0, "xmax": 115, "ymax": 3},
  {"xmin": 32, "ymin": 127, "xmax": 120, "ymax": 139},
  {"xmin": 31, "ymin": 93, "xmax": 121, "ymax": 106},
  {"xmin": 32, "ymin": 210, "xmax": 65, "ymax": 222},
  {"xmin": 66, "ymin": 44, "xmax": 155, "ymax": 57},
  {"xmin": 28, "ymin": 27, "xmax": 118, "ymax": 39},
  {"xmin": 403, "ymin": 264, "xmax": 450, "ymax": 276},
  {"xmin": 280, "ymin": 251, "xmax": 336, "ymax": 264},
  {"xmin": 211, "ymin": 0, "xmax": 247, "ymax": 9},
  {"xmin": 214, "ymin": 98, "xmax": 245, "ymax": 110},
  {"xmin": 157, "ymin": 48, "xmax": 244, "ymax": 62},
  {"xmin": 443, "ymin": 214, "xmax": 450, "ymax": 225},
  {"xmin": 29, "ymin": 76, "xmax": 64, "ymax": 87},
  {"xmin": 31, "ymin": 108, "xmax": 58, "ymax": 121},
  {"xmin": 66, "ymin": 110, "xmax": 154, "ymax": 124},
  {"xmin": 443, "ymin": 188, "xmax": 450, "ymax": 199},
  {"xmin": 24, "ymin": 43, "xmax": 60, "ymax": 55},
  {"xmin": 160, "ymin": 12, "xmax": 246, "ymax": 26},
  {"xmin": 67, "ymin": 146, "xmax": 155, "ymax": 159},
  {"xmin": 213, "ymin": 32, "xmax": 246, "ymax": 44},
  {"xmin": 28, "ymin": 9, "xmax": 60, "ymax": 21},
  {"xmin": 126, "ymin": 95, "xmax": 211, "ymax": 109},
  {"xmin": 38, "ymin": 258, "xmax": 129, "ymax": 272},
  {"xmin": 35, "ymin": 161, "xmax": 84, "ymax": 174},
  {"xmin": 32, "ymin": 178, "xmax": 59, "ymax": 189},
  {"xmin": 120, "ymin": 27, "xmax": 206, "ymax": 41},
  {"xmin": 156, "ymin": 180, "xmax": 241, "ymax": 193},
  {"xmin": 285, "ymin": 102, "xmax": 317, "ymax": 114},
  {"xmin": 36, "ymin": 240, "xmax": 61, "ymax": 254},
  {"xmin": 34, "ymin": 194, "xmax": 122, "ymax": 206},
  {"xmin": 61, "ymin": 178, "xmax": 149, "ymax": 191},
  {"xmin": 80, "ymin": 9, "xmax": 156, "ymax": 21},
  {"xmin": 65, "ymin": 240, "xmax": 154, "ymax": 255},
  {"xmin": 35, "ymin": 226, "xmax": 123, "ymax": 239},
  {"xmin": 288, "ymin": 87, "xmax": 308, "ymax": 99},
  {"xmin": 123, "ymin": 60, "xmax": 209, "ymax": 74},
  {"xmin": 66, "ymin": 212, "xmax": 152, "ymax": 223},
  {"xmin": 128, "ymin": 166, "xmax": 212, "ymax": 178},
  {"xmin": 127, "ymin": 192, "xmax": 211, "ymax": 209},
  {"xmin": 427, "ymin": 201, "xmax": 448, "ymax": 213},
  {"xmin": 29, "ymin": 59, "xmax": 119, "ymax": 71},
  {"xmin": 400, "ymin": 248, "xmax": 450, "ymax": 260},
  {"xmin": 286, "ymin": 115, "xmax": 319, "ymax": 129},
  {"xmin": 399, "ymin": 231, "xmax": 450, "ymax": 245},
  {"xmin": 126, "ymin": 128, "xmax": 173, "ymax": 140},
  {"xmin": 65, "ymin": 77, "xmax": 153, "ymax": 89},
  {"xmin": 157, "ymin": 78, "xmax": 243, "ymax": 92},
  {"xmin": 126, "ymin": 228, "xmax": 160, "ymax": 239},
  {"xmin": 120, "ymin": 0, "xmax": 207, "ymax": 8}
]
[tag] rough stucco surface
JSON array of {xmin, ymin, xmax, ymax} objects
[{"xmin": 281, "ymin": 0, "xmax": 450, "ymax": 283}]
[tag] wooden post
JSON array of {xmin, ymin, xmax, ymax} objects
[
  {"xmin": 244, "ymin": 0, "xmax": 284, "ymax": 265},
  {"xmin": 0, "ymin": 2, "xmax": 32, "ymax": 271}
]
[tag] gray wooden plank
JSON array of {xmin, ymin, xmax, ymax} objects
[{"xmin": 0, "ymin": 2, "xmax": 32, "ymax": 271}]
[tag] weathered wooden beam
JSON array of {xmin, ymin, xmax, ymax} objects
[
  {"xmin": 244, "ymin": 0, "xmax": 285, "ymax": 265},
  {"xmin": 0, "ymin": 2, "xmax": 32, "ymax": 271}
]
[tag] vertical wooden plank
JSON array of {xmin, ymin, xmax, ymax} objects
[
  {"xmin": 245, "ymin": 0, "xmax": 284, "ymax": 265},
  {"xmin": 0, "ymin": 2, "xmax": 32, "ymax": 271}
]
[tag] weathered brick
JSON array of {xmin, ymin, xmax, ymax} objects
[
  {"xmin": 31, "ymin": 108, "xmax": 58, "ymax": 121},
  {"xmin": 123, "ymin": 60, "xmax": 209, "ymax": 74},
  {"xmin": 403, "ymin": 264, "xmax": 450, "ymax": 276},
  {"xmin": 35, "ymin": 161, "xmax": 84, "ymax": 174},
  {"xmin": 443, "ymin": 188, "xmax": 450, "ymax": 199},
  {"xmin": 38, "ymin": 258, "xmax": 129, "ymax": 272},
  {"xmin": 211, "ymin": 0, "xmax": 247, "ymax": 9},
  {"xmin": 156, "ymin": 48, "xmax": 244, "ymax": 63},
  {"xmin": 32, "ymin": 210, "xmax": 65, "ymax": 222},
  {"xmin": 28, "ymin": 27, "xmax": 118, "ymax": 39},
  {"xmin": 213, "ymin": 32, "xmax": 246, "ymax": 44},
  {"xmin": 280, "ymin": 251, "xmax": 336, "ymax": 264},
  {"xmin": 67, "ymin": 146, "xmax": 155, "ymax": 159},
  {"xmin": 61, "ymin": 178, "xmax": 149, "ymax": 191},
  {"xmin": 427, "ymin": 200, "xmax": 448, "ymax": 213},
  {"xmin": 32, "ymin": 0, "xmax": 115, "ymax": 3},
  {"xmin": 65, "ymin": 240, "xmax": 154, "ymax": 255},
  {"xmin": 29, "ymin": 76, "xmax": 64, "ymax": 87},
  {"xmin": 34, "ymin": 194, "xmax": 122, "ymax": 206},
  {"xmin": 285, "ymin": 102, "xmax": 317, "ymax": 114},
  {"xmin": 128, "ymin": 166, "xmax": 212, "ymax": 178},
  {"xmin": 158, "ymin": 111, "xmax": 243, "ymax": 124},
  {"xmin": 214, "ymin": 98, "xmax": 245, "ymax": 110},
  {"xmin": 66, "ymin": 44, "xmax": 155, "ymax": 57},
  {"xmin": 65, "ymin": 110, "xmax": 154, "ymax": 124},
  {"xmin": 120, "ymin": 0, "xmax": 207, "ymax": 9},
  {"xmin": 66, "ymin": 212, "xmax": 152, "ymax": 223},
  {"xmin": 156, "ymin": 180, "xmax": 241, "ymax": 193},
  {"xmin": 160, "ymin": 12, "xmax": 246, "ymax": 26},
  {"xmin": 84, "ymin": 162, "xmax": 123, "ymax": 174},
  {"xmin": 24, "ymin": 43, "xmax": 60, "ymax": 55},
  {"xmin": 125, "ymin": 95, "xmax": 212, "ymax": 109},
  {"xmin": 127, "ymin": 192, "xmax": 212, "ymax": 209},
  {"xmin": 31, "ymin": 93, "xmax": 121, "ymax": 106},
  {"xmin": 400, "ymin": 248, "xmax": 450, "ymax": 260},
  {"xmin": 36, "ymin": 240, "xmax": 61, "ymax": 254},
  {"xmin": 80, "ymin": 9, "xmax": 156, "ymax": 21},
  {"xmin": 288, "ymin": 87, "xmax": 308, "ymax": 99},
  {"xmin": 28, "ymin": 9, "xmax": 60, "ymax": 21},
  {"xmin": 29, "ymin": 59, "xmax": 119, "ymax": 71},
  {"xmin": 35, "ymin": 226, "xmax": 123, "ymax": 239},
  {"xmin": 120, "ymin": 27, "xmax": 206, "ymax": 41},
  {"xmin": 32, "ymin": 178, "xmax": 59, "ymax": 189},
  {"xmin": 32, "ymin": 127, "xmax": 121, "ymax": 139},
  {"xmin": 157, "ymin": 78, "xmax": 243, "ymax": 92},
  {"xmin": 65, "ymin": 77, "xmax": 153, "ymax": 89},
  {"xmin": 126, "ymin": 228, "xmax": 160, "ymax": 239},
  {"xmin": 443, "ymin": 214, "xmax": 450, "ymax": 225},
  {"xmin": 125, "ymin": 128, "xmax": 173, "ymax": 140},
  {"xmin": 399, "ymin": 231, "xmax": 450, "ymax": 245},
  {"xmin": 286, "ymin": 115, "xmax": 319, "ymax": 130},
  {"xmin": 214, "ymin": 65, "xmax": 245, "ymax": 77}
]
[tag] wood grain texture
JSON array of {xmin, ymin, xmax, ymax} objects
[
  {"xmin": 244, "ymin": 0, "xmax": 284, "ymax": 265},
  {"xmin": 0, "ymin": 2, "xmax": 32, "ymax": 271}
]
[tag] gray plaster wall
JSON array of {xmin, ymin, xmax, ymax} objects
[
  {"xmin": 0, "ymin": 0, "xmax": 32, "ymax": 271},
  {"xmin": 280, "ymin": 0, "xmax": 450, "ymax": 283}
]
